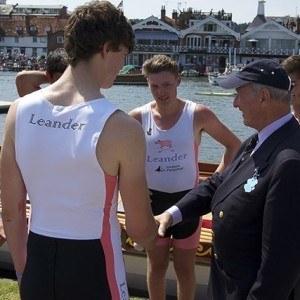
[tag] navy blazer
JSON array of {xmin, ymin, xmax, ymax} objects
[{"xmin": 176, "ymin": 117, "xmax": 300, "ymax": 300}]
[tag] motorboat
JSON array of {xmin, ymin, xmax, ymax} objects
[{"xmin": 208, "ymin": 66, "xmax": 240, "ymax": 86}]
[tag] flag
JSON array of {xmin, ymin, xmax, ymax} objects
[{"xmin": 117, "ymin": 0, "xmax": 123, "ymax": 10}]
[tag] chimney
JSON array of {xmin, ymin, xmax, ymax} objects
[
  {"xmin": 257, "ymin": 0, "xmax": 266, "ymax": 16},
  {"xmin": 172, "ymin": 10, "xmax": 178, "ymax": 21},
  {"xmin": 161, "ymin": 5, "xmax": 166, "ymax": 21},
  {"xmin": 25, "ymin": 15, "xmax": 30, "ymax": 32}
]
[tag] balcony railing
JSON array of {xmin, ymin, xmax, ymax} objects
[
  {"xmin": 134, "ymin": 44, "xmax": 175, "ymax": 52},
  {"xmin": 133, "ymin": 44, "xmax": 298, "ymax": 56}
]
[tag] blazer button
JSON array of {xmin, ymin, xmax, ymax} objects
[
  {"xmin": 214, "ymin": 253, "xmax": 219, "ymax": 260},
  {"xmin": 219, "ymin": 211, "xmax": 224, "ymax": 218}
]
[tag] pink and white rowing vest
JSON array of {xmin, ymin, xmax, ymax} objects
[{"xmin": 141, "ymin": 100, "xmax": 199, "ymax": 193}]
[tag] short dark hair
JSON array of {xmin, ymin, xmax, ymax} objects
[
  {"xmin": 46, "ymin": 48, "xmax": 68, "ymax": 77},
  {"xmin": 64, "ymin": 0, "xmax": 135, "ymax": 67},
  {"xmin": 282, "ymin": 55, "xmax": 300, "ymax": 77},
  {"xmin": 142, "ymin": 55, "xmax": 179, "ymax": 77}
]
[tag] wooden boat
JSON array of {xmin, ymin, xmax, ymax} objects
[
  {"xmin": 0, "ymin": 160, "xmax": 217, "ymax": 298},
  {"xmin": 114, "ymin": 73, "xmax": 148, "ymax": 85},
  {"xmin": 0, "ymin": 101, "xmax": 12, "ymax": 114}
]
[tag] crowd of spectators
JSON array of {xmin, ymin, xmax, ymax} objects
[{"xmin": 0, "ymin": 52, "xmax": 46, "ymax": 71}]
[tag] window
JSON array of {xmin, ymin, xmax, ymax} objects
[
  {"xmin": 33, "ymin": 37, "xmax": 37, "ymax": 43},
  {"xmin": 187, "ymin": 36, "xmax": 201, "ymax": 47},
  {"xmin": 15, "ymin": 37, "xmax": 19, "ymax": 43},
  {"xmin": 57, "ymin": 36, "xmax": 64, "ymax": 44},
  {"xmin": 32, "ymin": 48, "xmax": 37, "ymax": 57},
  {"xmin": 204, "ymin": 23, "xmax": 217, "ymax": 32},
  {"xmin": 40, "ymin": 37, "xmax": 46, "ymax": 43}
]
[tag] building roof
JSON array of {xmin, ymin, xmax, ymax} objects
[
  {"xmin": 0, "ymin": 15, "xmax": 68, "ymax": 37},
  {"xmin": 0, "ymin": 4, "xmax": 14, "ymax": 16},
  {"xmin": 181, "ymin": 16, "xmax": 240, "ymax": 40},
  {"xmin": 246, "ymin": 15, "xmax": 267, "ymax": 32}
]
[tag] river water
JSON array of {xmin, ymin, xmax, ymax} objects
[{"xmin": 0, "ymin": 72, "xmax": 254, "ymax": 163}]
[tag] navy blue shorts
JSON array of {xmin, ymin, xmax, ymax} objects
[
  {"xmin": 21, "ymin": 231, "xmax": 112, "ymax": 300},
  {"xmin": 150, "ymin": 189, "xmax": 200, "ymax": 239}
]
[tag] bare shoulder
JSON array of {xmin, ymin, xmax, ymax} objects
[
  {"xmin": 195, "ymin": 103, "xmax": 214, "ymax": 115},
  {"xmin": 98, "ymin": 110, "xmax": 146, "ymax": 175},
  {"xmin": 128, "ymin": 106, "xmax": 142, "ymax": 123},
  {"xmin": 108, "ymin": 109, "xmax": 144, "ymax": 137},
  {"xmin": 194, "ymin": 103, "xmax": 218, "ymax": 126}
]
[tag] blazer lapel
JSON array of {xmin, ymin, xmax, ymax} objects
[{"xmin": 211, "ymin": 117, "xmax": 299, "ymax": 209}]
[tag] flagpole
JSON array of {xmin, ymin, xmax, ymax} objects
[{"xmin": 117, "ymin": 0, "xmax": 123, "ymax": 11}]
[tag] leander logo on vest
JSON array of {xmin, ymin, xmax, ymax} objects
[{"xmin": 29, "ymin": 113, "xmax": 86, "ymax": 131}]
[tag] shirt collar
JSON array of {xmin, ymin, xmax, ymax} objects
[{"xmin": 257, "ymin": 113, "xmax": 293, "ymax": 147}]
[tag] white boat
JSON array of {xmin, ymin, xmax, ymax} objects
[
  {"xmin": 181, "ymin": 69, "xmax": 199, "ymax": 77},
  {"xmin": 208, "ymin": 67, "xmax": 240, "ymax": 86},
  {"xmin": 0, "ymin": 161, "xmax": 217, "ymax": 298}
]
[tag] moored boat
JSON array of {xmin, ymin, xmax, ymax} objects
[
  {"xmin": 208, "ymin": 67, "xmax": 240, "ymax": 86},
  {"xmin": 0, "ymin": 101, "xmax": 12, "ymax": 114},
  {"xmin": 114, "ymin": 73, "xmax": 148, "ymax": 85},
  {"xmin": 180, "ymin": 69, "xmax": 199, "ymax": 77}
]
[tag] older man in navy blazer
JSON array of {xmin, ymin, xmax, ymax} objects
[{"xmin": 156, "ymin": 59, "xmax": 300, "ymax": 300}]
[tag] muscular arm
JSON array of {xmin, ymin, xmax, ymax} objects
[
  {"xmin": 194, "ymin": 105, "xmax": 241, "ymax": 172},
  {"xmin": 1, "ymin": 100, "xmax": 28, "ymax": 276},
  {"xmin": 15, "ymin": 70, "xmax": 50, "ymax": 97},
  {"xmin": 98, "ymin": 111, "xmax": 157, "ymax": 250}
]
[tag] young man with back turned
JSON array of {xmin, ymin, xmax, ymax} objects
[{"xmin": 1, "ymin": 2, "xmax": 157, "ymax": 299}]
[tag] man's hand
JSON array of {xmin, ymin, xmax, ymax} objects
[{"xmin": 155, "ymin": 212, "xmax": 173, "ymax": 237}]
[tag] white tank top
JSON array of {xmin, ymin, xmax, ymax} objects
[
  {"xmin": 15, "ymin": 91, "xmax": 120, "ymax": 240},
  {"xmin": 141, "ymin": 100, "xmax": 199, "ymax": 193}
]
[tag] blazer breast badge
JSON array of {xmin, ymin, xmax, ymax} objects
[{"xmin": 244, "ymin": 167, "xmax": 259, "ymax": 193}]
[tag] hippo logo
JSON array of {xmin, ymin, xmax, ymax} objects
[{"xmin": 155, "ymin": 139, "xmax": 175, "ymax": 153}]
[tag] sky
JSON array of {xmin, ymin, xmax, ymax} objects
[{"xmin": 5, "ymin": 0, "xmax": 300, "ymax": 24}]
